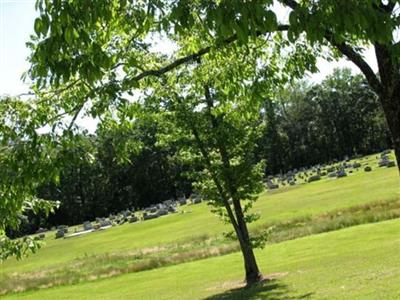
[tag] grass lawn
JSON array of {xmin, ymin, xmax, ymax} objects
[
  {"xmin": 1, "ymin": 154, "xmax": 398, "ymax": 275},
  {"xmin": 1, "ymin": 153, "xmax": 399, "ymax": 298},
  {"xmin": 3, "ymin": 218, "xmax": 400, "ymax": 300}
]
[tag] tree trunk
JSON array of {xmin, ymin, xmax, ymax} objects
[
  {"xmin": 380, "ymin": 92, "xmax": 400, "ymax": 173},
  {"xmin": 242, "ymin": 240, "xmax": 263, "ymax": 285},
  {"xmin": 202, "ymin": 85, "xmax": 263, "ymax": 286},
  {"xmin": 188, "ymin": 113, "xmax": 263, "ymax": 286},
  {"xmin": 373, "ymin": 42, "xmax": 400, "ymax": 174},
  {"xmin": 232, "ymin": 199, "xmax": 263, "ymax": 285}
]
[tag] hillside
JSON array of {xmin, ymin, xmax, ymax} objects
[
  {"xmin": 3, "ymin": 219, "xmax": 400, "ymax": 300},
  {"xmin": 1, "ymin": 153, "xmax": 399, "ymax": 299}
]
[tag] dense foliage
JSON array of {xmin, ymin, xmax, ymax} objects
[
  {"xmin": 0, "ymin": 97, "xmax": 59, "ymax": 260},
  {"xmin": 27, "ymin": 0, "xmax": 400, "ymax": 172}
]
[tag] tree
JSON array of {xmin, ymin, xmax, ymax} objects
[
  {"xmin": 28, "ymin": 0, "xmax": 400, "ymax": 171},
  {"xmin": 0, "ymin": 97, "xmax": 59, "ymax": 260},
  {"xmin": 132, "ymin": 44, "xmax": 274, "ymax": 285}
]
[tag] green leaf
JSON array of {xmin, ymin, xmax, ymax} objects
[
  {"xmin": 34, "ymin": 18, "xmax": 43, "ymax": 36},
  {"xmin": 64, "ymin": 26, "xmax": 73, "ymax": 44},
  {"xmin": 41, "ymin": 15, "xmax": 50, "ymax": 36}
]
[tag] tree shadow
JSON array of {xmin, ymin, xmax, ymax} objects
[{"xmin": 201, "ymin": 279, "xmax": 314, "ymax": 300}]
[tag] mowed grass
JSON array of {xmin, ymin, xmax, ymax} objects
[
  {"xmin": 3, "ymin": 197, "xmax": 400, "ymax": 295},
  {"xmin": 3, "ymin": 218, "xmax": 400, "ymax": 300},
  {"xmin": 1, "ymin": 154, "xmax": 398, "ymax": 276}
]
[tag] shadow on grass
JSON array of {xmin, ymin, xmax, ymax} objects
[{"xmin": 202, "ymin": 279, "xmax": 313, "ymax": 300}]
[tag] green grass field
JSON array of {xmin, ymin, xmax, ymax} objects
[
  {"xmin": 3, "ymin": 219, "xmax": 400, "ymax": 300},
  {"xmin": 1, "ymin": 153, "xmax": 399, "ymax": 299}
]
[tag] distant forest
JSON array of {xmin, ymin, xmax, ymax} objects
[{"xmin": 9, "ymin": 69, "xmax": 391, "ymax": 236}]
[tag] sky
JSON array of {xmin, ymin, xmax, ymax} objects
[
  {"xmin": 0, "ymin": 1, "xmax": 378, "ymax": 97},
  {"xmin": 0, "ymin": 0, "xmax": 38, "ymax": 96}
]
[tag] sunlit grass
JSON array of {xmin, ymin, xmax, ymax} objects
[
  {"xmin": 3, "ymin": 219, "xmax": 400, "ymax": 299},
  {"xmin": 0, "ymin": 152, "xmax": 398, "ymax": 298}
]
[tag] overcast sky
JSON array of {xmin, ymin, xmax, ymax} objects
[{"xmin": 0, "ymin": 0, "xmax": 379, "ymax": 131}]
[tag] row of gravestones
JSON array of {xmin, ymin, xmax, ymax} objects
[
  {"xmin": 51, "ymin": 194, "xmax": 203, "ymax": 239},
  {"xmin": 265, "ymin": 150, "xmax": 395, "ymax": 190},
  {"xmin": 142, "ymin": 202, "xmax": 177, "ymax": 220},
  {"xmin": 265, "ymin": 163, "xmax": 352, "ymax": 189},
  {"xmin": 377, "ymin": 151, "xmax": 396, "ymax": 167},
  {"xmin": 142, "ymin": 194, "xmax": 202, "ymax": 220}
]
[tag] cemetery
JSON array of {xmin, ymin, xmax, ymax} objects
[
  {"xmin": 1, "ymin": 1, "xmax": 400, "ymax": 299},
  {"xmin": 1, "ymin": 152, "xmax": 399, "ymax": 300},
  {"xmin": 46, "ymin": 194, "xmax": 203, "ymax": 239},
  {"xmin": 263, "ymin": 150, "xmax": 395, "ymax": 191}
]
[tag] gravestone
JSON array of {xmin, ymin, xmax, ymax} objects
[
  {"xmin": 144, "ymin": 213, "xmax": 158, "ymax": 220},
  {"xmin": 83, "ymin": 221, "xmax": 93, "ymax": 231},
  {"xmin": 178, "ymin": 197, "xmax": 187, "ymax": 206},
  {"xmin": 55, "ymin": 230, "xmax": 65, "ymax": 239},
  {"xmin": 100, "ymin": 219, "xmax": 112, "ymax": 227},
  {"xmin": 163, "ymin": 199, "xmax": 173, "ymax": 206},
  {"xmin": 266, "ymin": 181, "xmax": 278, "ymax": 190},
  {"xmin": 36, "ymin": 228, "xmax": 47, "ymax": 234},
  {"xmin": 168, "ymin": 206, "xmax": 177, "ymax": 213},
  {"xmin": 121, "ymin": 210, "xmax": 130, "ymax": 218},
  {"xmin": 336, "ymin": 169, "xmax": 347, "ymax": 178},
  {"xmin": 157, "ymin": 208, "xmax": 168, "ymax": 216},
  {"xmin": 378, "ymin": 156, "xmax": 390, "ymax": 167},
  {"xmin": 129, "ymin": 216, "xmax": 138, "ymax": 223},
  {"xmin": 191, "ymin": 194, "xmax": 202, "ymax": 204},
  {"xmin": 57, "ymin": 225, "xmax": 68, "ymax": 233},
  {"xmin": 308, "ymin": 175, "xmax": 321, "ymax": 183}
]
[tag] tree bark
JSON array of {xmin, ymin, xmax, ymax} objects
[
  {"xmin": 232, "ymin": 198, "xmax": 263, "ymax": 285},
  {"xmin": 380, "ymin": 92, "xmax": 400, "ymax": 173},
  {"xmin": 374, "ymin": 42, "xmax": 400, "ymax": 173}
]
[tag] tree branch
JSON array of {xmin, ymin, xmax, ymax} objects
[
  {"xmin": 173, "ymin": 92, "xmax": 241, "ymax": 232},
  {"xmin": 328, "ymin": 36, "xmax": 383, "ymax": 95},
  {"xmin": 279, "ymin": 0, "xmax": 299, "ymax": 9},
  {"xmin": 126, "ymin": 25, "xmax": 290, "ymax": 84},
  {"xmin": 280, "ymin": 0, "xmax": 383, "ymax": 95},
  {"xmin": 67, "ymin": 102, "xmax": 85, "ymax": 131}
]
